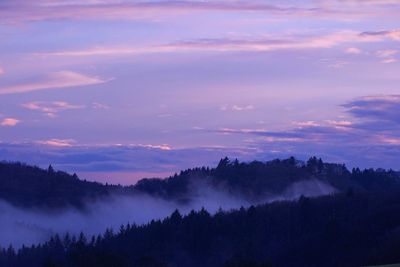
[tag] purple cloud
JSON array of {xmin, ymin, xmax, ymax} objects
[{"xmin": 343, "ymin": 95, "xmax": 400, "ymax": 124}]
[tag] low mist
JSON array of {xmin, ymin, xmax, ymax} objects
[{"xmin": 0, "ymin": 179, "xmax": 336, "ymax": 248}]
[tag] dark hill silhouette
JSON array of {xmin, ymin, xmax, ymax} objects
[
  {"xmin": 1, "ymin": 157, "xmax": 400, "ymax": 266},
  {"xmin": 1, "ymin": 157, "xmax": 400, "ymax": 209},
  {"xmin": 133, "ymin": 156, "xmax": 400, "ymax": 201},
  {"xmin": 0, "ymin": 162, "xmax": 109, "ymax": 209},
  {"xmin": 3, "ymin": 190, "xmax": 400, "ymax": 267}
]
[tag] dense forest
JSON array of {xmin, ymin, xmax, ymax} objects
[
  {"xmin": 2, "ymin": 190, "xmax": 400, "ymax": 267},
  {"xmin": 0, "ymin": 162, "xmax": 109, "ymax": 209},
  {"xmin": 134, "ymin": 156, "xmax": 400, "ymax": 200},
  {"xmin": 1, "ymin": 157, "xmax": 399, "ymax": 209},
  {"xmin": 1, "ymin": 157, "xmax": 400, "ymax": 266}
]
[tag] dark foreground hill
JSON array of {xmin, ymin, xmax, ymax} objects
[
  {"xmin": 2, "ymin": 190, "xmax": 400, "ymax": 267},
  {"xmin": 1, "ymin": 157, "xmax": 400, "ymax": 209},
  {"xmin": 0, "ymin": 162, "xmax": 109, "ymax": 209}
]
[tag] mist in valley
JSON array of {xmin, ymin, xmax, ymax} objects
[{"xmin": 0, "ymin": 179, "xmax": 336, "ymax": 248}]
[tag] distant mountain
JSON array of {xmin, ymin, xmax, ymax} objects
[{"xmin": 1, "ymin": 157, "xmax": 400, "ymax": 209}]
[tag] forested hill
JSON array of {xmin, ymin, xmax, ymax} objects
[
  {"xmin": 133, "ymin": 156, "xmax": 400, "ymax": 201},
  {"xmin": 0, "ymin": 162, "xmax": 109, "ymax": 209},
  {"xmin": 2, "ymin": 158, "xmax": 400, "ymax": 266},
  {"xmin": 3, "ymin": 190, "xmax": 400, "ymax": 267},
  {"xmin": 1, "ymin": 157, "xmax": 400, "ymax": 209}
]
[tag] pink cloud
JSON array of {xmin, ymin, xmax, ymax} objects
[
  {"xmin": 376, "ymin": 49, "xmax": 398, "ymax": 57},
  {"xmin": 293, "ymin": 121, "xmax": 321, "ymax": 127},
  {"xmin": 21, "ymin": 101, "xmax": 84, "ymax": 118},
  {"xmin": 345, "ymin": 47, "xmax": 362, "ymax": 54},
  {"xmin": 138, "ymin": 144, "xmax": 172, "ymax": 151},
  {"xmin": 36, "ymin": 139, "xmax": 76, "ymax": 147},
  {"xmin": 360, "ymin": 29, "xmax": 400, "ymax": 41},
  {"xmin": 377, "ymin": 136, "xmax": 400, "ymax": 145},
  {"xmin": 0, "ymin": 1, "xmax": 350, "ymax": 24},
  {"xmin": 381, "ymin": 58, "xmax": 397, "ymax": 64},
  {"xmin": 0, "ymin": 0, "xmax": 398, "ymax": 26},
  {"xmin": 0, "ymin": 71, "xmax": 111, "ymax": 95},
  {"xmin": 326, "ymin": 120, "xmax": 353, "ymax": 127},
  {"xmin": 0, "ymin": 118, "xmax": 20, "ymax": 127},
  {"xmin": 34, "ymin": 29, "xmax": 400, "ymax": 58}
]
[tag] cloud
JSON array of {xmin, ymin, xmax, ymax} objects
[
  {"xmin": 376, "ymin": 49, "xmax": 398, "ymax": 57},
  {"xmin": 220, "ymin": 104, "xmax": 254, "ymax": 111},
  {"xmin": 0, "ymin": 71, "xmax": 111, "ymax": 95},
  {"xmin": 36, "ymin": 139, "xmax": 76, "ymax": 147},
  {"xmin": 0, "ymin": 67, "xmax": 4, "ymax": 75},
  {"xmin": 381, "ymin": 58, "xmax": 397, "ymax": 64},
  {"xmin": 360, "ymin": 29, "xmax": 400, "ymax": 41},
  {"xmin": 92, "ymin": 102, "xmax": 110, "ymax": 110},
  {"xmin": 232, "ymin": 105, "xmax": 254, "ymax": 111},
  {"xmin": 211, "ymin": 95, "xmax": 400, "ymax": 167},
  {"xmin": 325, "ymin": 120, "xmax": 353, "ymax": 127},
  {"xmin": 342, "ymin": 95, "xmax": 400, "ymax": 124},
  {"xmin": 137, "ymin": 144, "xmax": 172, "ymax": 151},
  {"xmin": 1, "ymin": 0, "xmax": 399, "ymax": 26},
  {"xmin": 0, "ymin": 118, "xmax": 20, "ymax": 127},
  {"xmin": 49, "ymin": 32, "xmax": 370, "ymax": 57},
  {"xmin": 0, "ymin": 0, "xmax": 351, "ymax": 25},
  {"xmin": 293, "ymin": 121, "xmax": 321, "ymax": 127},
  {"xmin": 21, "ymin": 101, "xmax": 84, "ymax": 118},
  {"xmin": 345, "ymin": 47, "xmax": 362, "ymax": 54},
  {"xmin": 373, "ymin": 49, "xmax": 398, "ymax": 63},
  {"xmin": 342, "ymin": 0, "xmax": 400, "ymax": 4},
  {"xmin": 33, "ymin": 29, "xmax": 399, "ymax": 58}
]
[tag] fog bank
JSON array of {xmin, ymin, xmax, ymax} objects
[{"xmin": 0, "ymin": 179, "xmax": 336, "ymax": 248}]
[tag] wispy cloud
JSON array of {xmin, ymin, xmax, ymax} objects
[
  {"xmin": 0, "ymin": 118, "xmax": 20, "ymax": 127},
  {"xmin": 220, "ymin": 104, "xmax": 254, "ymax": 111},
  {"xmin": 292, "ymin": 121, "xmax": 321, "ymax": 127},
  {"xmin": 36, "ymin": 139, "xmax": 76, "ymax": 147},
  {"xmin": 381, "ymin": 58, "xmax": 397, "ymax": 64},
  {"xmin": 33, "ymin": 29, "xmax": 400, "ymax": 58},
  {"xmin": 215, "ymin": 95, "xmax": 400, "ymax": 154},
  {"xmin": 376, "ymin": 49, "xmax": 398, "ymax": 57},
  {"xmin": 0, "ymin": 67, "xmax": 4, "ymax": 75},
  {"xmin": 92, "ymin": 102, "xmax": 110, "ymax": 110},
  {"xmin": 345, "ymin": 47, "xmax": 362, "ymax": 54},
  {"xmin": 0, "ymin": 0, "xmax": 354, "ymax": 25},
  {"xmin": 21, "ymin": 101, "xmax": 84, "ymax": 118},
  {"xmin": 137, "ymin": 144, "xmax": 172, "ymax": 151},
  {"xmin": 374, "ymin": 49, "xmax": 398, "ymax": 63},
  {"xmin": 0, "ymin": 71, "xmax": 111, "ymax": 95},
  {"xmin": 360, "ymin": 29, "xmax": 400, "ymax": 41}
]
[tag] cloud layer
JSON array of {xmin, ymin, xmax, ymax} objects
[
  {"xmin": 0, "ymin": 0, "xmax": 374, "ymax": 24},
  {"xmin": 0, "ymin": 71, "xmax": 110, "ymax": 95},
  {"xmin": 32, "ymin": 29, "xmax": 400, "ymax": 58}
]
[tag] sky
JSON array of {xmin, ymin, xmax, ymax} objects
[{"xmin": 0, "ymin": 0, "xmax": 399, "ymax": 184}]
